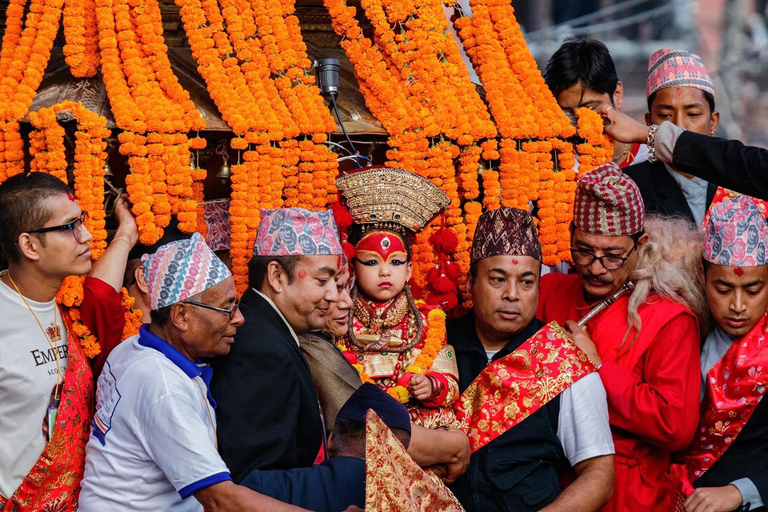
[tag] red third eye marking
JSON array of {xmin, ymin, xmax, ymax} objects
[
  {"xmin": 734, "ymin": 267, "xmax": 745, "ymax": 276},
  {"xmin": 512, "ymin": 259, "xmax": 519, "ymax": 265}
]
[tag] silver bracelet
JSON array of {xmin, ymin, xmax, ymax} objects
[{"xmin": 646, "ymin": 124, "xmax": 660, "ymax": 164}]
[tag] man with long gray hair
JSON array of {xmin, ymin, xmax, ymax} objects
[{"xmin": 537, "ymin": 162, "xmax": 705, "ymax": 512}]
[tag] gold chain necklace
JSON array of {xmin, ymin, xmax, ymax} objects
[
  {"xmin": 6, "ymin": 272, "xmax": 63, "ymax": 399},
  {"xmin": 193, "ymin": 377, "xmax": 218, "ymax": 451}
]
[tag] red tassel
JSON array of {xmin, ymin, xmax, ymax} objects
[
  {"xmin": 429, "ymin": 228, "xmax": 458, "ymax": 254},
  {"xmin": 427, "ymin": 291, "xmax": 459, "ymax": 312},
  {"xmin": 431, "ymin": 275, "xmax": 456, "ymax": 295},
  {"xmin": 330, "ymin": 201, "xmax": 353, "ymax": 232},
  {"xmin": 442, "ymin": 259, "xmax": 460, "ymax": 282},
  {"xmin": 342, "ymin": 242, "xmax": 356, "ymax": 264}
]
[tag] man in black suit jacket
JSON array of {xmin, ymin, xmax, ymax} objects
[
  {"xmin": 211, "ymin": 208, "xmax": 346, "ymax": 482},
  {"xmin": 621, "ymin": 49, "xmax": 722, "ymax": 226},
  {"xmin": 602, "ymin": 110, "xmax": 768, "ymax": 203}
]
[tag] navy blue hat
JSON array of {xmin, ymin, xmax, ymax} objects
[{"xmin": 337, "ymin": 383, "xmax": 411, "ymax": 434}]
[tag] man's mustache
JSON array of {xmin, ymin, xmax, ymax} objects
[{"xmin": 580, "ymin": 272, "xmax": 613, "ymax": 284}]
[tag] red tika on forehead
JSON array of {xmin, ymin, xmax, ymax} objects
[
  {"xmin": 356, "ymin": 231, "xmax": 407, "ymax": 263},
  {"xmin": 67, "ymin": 192, "xmax": 75, "ymax": 201},
  {"xmin": 734, "ymin": 267, "xmax": 745, "ymax": 276}
]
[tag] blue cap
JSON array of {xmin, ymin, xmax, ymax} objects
[{"xmin": 337, "ymin": 383, "xmax": 411, "ymax": 434}]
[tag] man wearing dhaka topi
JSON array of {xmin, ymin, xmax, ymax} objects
[
  {"xmin": 78, "ymin": 234, "xmax": 310, "ymax": 511},
  {"xmin": 676, "ymin": 195, "xmax": 768, "ymax": 512},
  {"xmin": 448, "ymin": 207, "xmax": 615, "ymax": 511},
  {"xmin": 538, "ymin": 162, "xmax": 707, "ymax": 511}
]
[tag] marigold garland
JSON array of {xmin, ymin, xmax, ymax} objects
[
  {"xmin": 29, "ymin": 101, "xmax": 111, "ymax": 358},
  {"xmin": 120, "ymin": 287, "xmax": 144, "ymax": 339},
  {"xmin": 576, "ymin": 107, "xmax": 614, "ymax": 174}
]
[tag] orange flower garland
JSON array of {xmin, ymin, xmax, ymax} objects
[
  {"xmin": 63, "ymin": 0, "xmax": 101, "ymax": 77},
  {"xmin": 576, "ymin": 108, "xmax": 614, "ymax": 174},
  {"xmin": 121, "ymin": 287, "xmax": 144, "ymax": 339}
]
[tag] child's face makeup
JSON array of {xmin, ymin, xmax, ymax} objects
[{"xmin": 353, "ymin": 231, "xmax": 412, "ymax": 302}]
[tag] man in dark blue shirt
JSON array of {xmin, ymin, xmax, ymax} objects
[{"xmin": 241, "ymin": 383, "xmax": 412, "ymax": 512}]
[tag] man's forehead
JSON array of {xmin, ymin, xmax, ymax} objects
[
  {"xmin": 44, "ymin": 193, "xmax": 82, "ymax": 224},
  {"xmin": 709, "ymin": 264, "xmax": 768, "ymax": 284},
  {"xmin": 573, "ymin": 229, "xmax": 633, "ymax": 251},
  {"xmin": 479, "ymin": 255, "xmax": 541, "ymax": 273},
  {"xmin": 302, "ymin": 255, "xmax": 342, "ymax": 275}
]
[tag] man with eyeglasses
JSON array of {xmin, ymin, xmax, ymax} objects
[
  {"xmin": 79, "ymin": 233, "xmax": 310, "ymax": 512},
  {"xmin": 0, "ymin": 172, "xmax": 141, "ymax": 511},
  {"xmin": 537, "ymin": 162, "xmax": 701, "ymax": 512}
]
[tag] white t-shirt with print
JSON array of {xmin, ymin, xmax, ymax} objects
[
  {"xmin": 78, "ymin": 333, "xmax": 230, "ymax": 512},
  {"xmin": 0, "ymin": 271, "xmax": 69, "ymax": 499}
]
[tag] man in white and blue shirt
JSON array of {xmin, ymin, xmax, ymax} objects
[{"xmin": 79, "ymin": 233, "xmax": 308, "ymax": 512}]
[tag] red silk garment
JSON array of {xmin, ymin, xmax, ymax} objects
[
  {"xmin": 80, "ymin": 276, "xmax": 126, "ymax": 378},
  {"xmin": 538, "ymin": 273, "xmax": 701, "ymax": 512},
  {"xmin": 0, "ymin": 310, "xmax": 94, "ymax": 512},
  {"xmin": 683, "ymin": 311, "xmax": 768, "ymax": 481},
  {"xmin": 454, "ymin": 321, "xmax": 596, "ymax": 453}
]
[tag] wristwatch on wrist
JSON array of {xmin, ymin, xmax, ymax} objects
[{"xmin": 646, "ymin": 124, "xmax": 660, "ymax": 164}]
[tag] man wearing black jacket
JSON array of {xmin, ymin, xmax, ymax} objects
[
  {"xmin": 622, "ymin": 49, "xmax": 721, "ymax": 226},
  {"xmin": 602, "ymin": 109, "xmax": 768, "ymax": 202}
]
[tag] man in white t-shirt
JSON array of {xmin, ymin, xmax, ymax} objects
[
  {"xmin": 0, "ymin": 172, "xmax": 96, "ymax": 507},
  {"xmin": 447, "ymin": 207, "xmax": 615, "ymax": 512},
  {"xmin": 79, "ymin": 233, "xmax": 309, "ymax": 512}
]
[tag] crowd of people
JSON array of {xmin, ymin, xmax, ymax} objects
[{"xmin": 1, "ymin": 35, "xmax": 767, "ymax": 512}]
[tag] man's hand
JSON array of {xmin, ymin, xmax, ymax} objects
[
  {"xmin": 684, "ymin": 485, "xmax": 743, "ymax": 512},
  {"xmin": 113, "ymin": 195, "xmax": 139, "ymax": 248},
  {"xmin": 407, "ymin": 374, "xmax": 433, "ymax": 401},
  {"xmin": 407, "ymin": 425, "xmax": 470, "ymax": 484},
  {"xmin": 596, "ymin": 105, "xmax": 649, "ymax": 145},
  {"xmin": 564, "ymin": 321, "xmax": 602, "ymax": 367},
  {"xmin": 343, "ymin": 506, "xmax": 364, "ymax": 512}
]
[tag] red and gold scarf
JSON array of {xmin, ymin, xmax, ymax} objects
[
  {"xmin": 454, "ymin": 321, "xmax": 597, "ymax": 453},
  {"xmin": 0, "ymin": 309, "xmax": 94, "ymax": 512},
  {"xmin": 683, "ymin": 312, "xmax": 768, "ymax": 482}
]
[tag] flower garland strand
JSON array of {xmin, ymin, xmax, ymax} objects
[{"xmin": 576, "ymin": 108, "xmax": 614, "ymax": 173}]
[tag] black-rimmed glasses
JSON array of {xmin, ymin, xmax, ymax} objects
[
  {"xmin": 28, "ymin": 212, "xmax": 89, "ymax": 242},
  {"xmin": 183, "ymin": 299, "xmax": 240, "ymax": 319},
  {"xmin": 570, "ymin": 241, "xmax": 638, "ymax": 271}
]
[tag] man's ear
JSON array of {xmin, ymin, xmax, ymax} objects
[
  {"xmin": 709, "ymin": 111, "xmax": 720, "ymax": 135},
  {"xmin": 169, "ymin": 303, "xmax": 190, "ymax": 332},
  {"xmin": 613, "ymin": 81, "xmax": 624, "ymax": 110},
  {"xmin": 645, "ymin": 112, "xmax": 651, "ymax": 126},
  {"xmin": 135, "ymin": 265, "xmax": 149, "ymax": 294},
  {"xmin": 637, "ymin": 233, "xmax": 650, "ymax": 248},
  {"xmin": 466, "ymin": 273, "xmax": 474, "ymax": 295},
  {"xmin": 327, "ymin": 431, "xmax": 335, "ymax": 454},
  {"xmin": 16, "ymin": 233, "xmax": 42, "ymax": 262},
  {"xmin": 265, "ymin": 260, "xmax": 284, "ymax": 294}
]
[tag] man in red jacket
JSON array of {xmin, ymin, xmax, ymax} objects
[{"xmin": 537, "ymin": 162, "xmax": 702, "ymax": 511}]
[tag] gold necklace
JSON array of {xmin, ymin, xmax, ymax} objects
[
  {"xmin": 193, "ymin": 377, "xmax": 218, "ymax": 451},
  {"xmin": 7, "ymin": 272, "xmax": 63, "ymax": 399}
]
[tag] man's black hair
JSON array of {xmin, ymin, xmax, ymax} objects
[
  {"xmin": 330, "ymin": 418, "xmax": 411, "ymax": 458},
  {"xmin": 0, "ymin": 172, "xmax": 71, "ymax": 263},
  {"xmin": 544, "ymin": 37, "xmax": 620, "ymax": 100},
  {"xmin": 248, "ymin": 255, "xmax": 302, "ymax": 290},
  {"xmin": 647, "ymin": 90, "xmax": 716, "ymax": 115}
]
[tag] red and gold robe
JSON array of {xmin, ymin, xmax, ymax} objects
[
  {"xmin": 538, "ymin": 273, "xmax": 700, "ymax": 512},
  {"xmin": 338, "ymin": 295, "xmax": 461, "ymax": 429}
]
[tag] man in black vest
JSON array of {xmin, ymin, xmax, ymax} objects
[
  {"xmin": 448, "ymin": 208, "xmax": 615, "ymax": 512},
  {"xmin": 211, "ymin": 207, "xmax": 345, "ymax": 482},
  {"xmin": 624, "ymin": 49, "xmax": 720, "ymax": 226}
]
